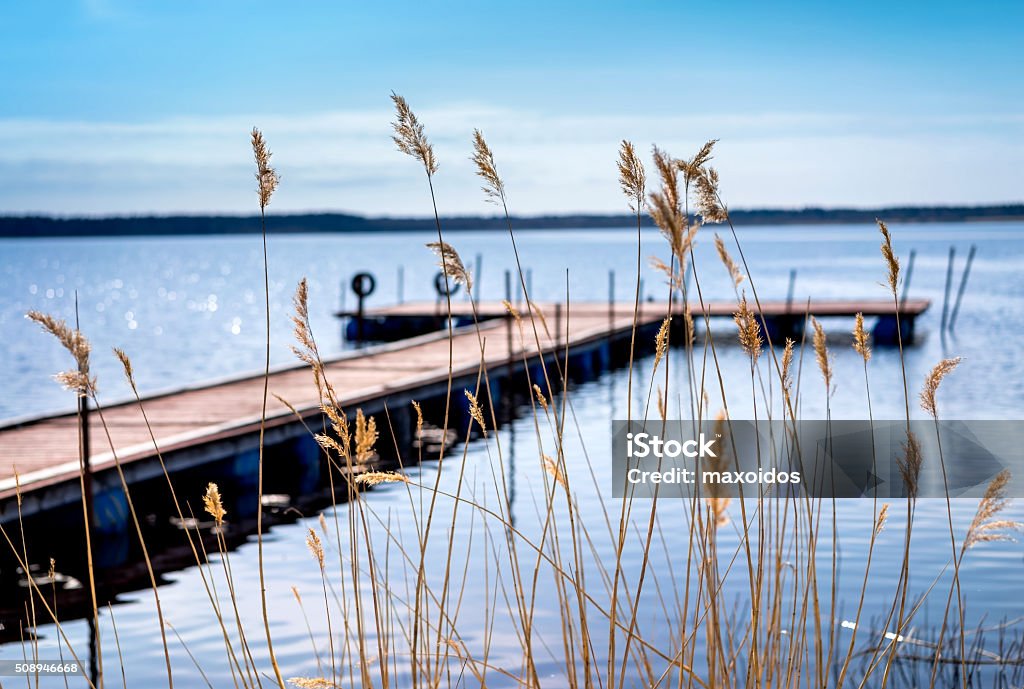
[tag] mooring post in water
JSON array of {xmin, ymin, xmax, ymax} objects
[
  {"xmin": 786, "ymin": 269, "xmax": 797, "ymax": 313},
  {"xmin": 948, "ymin": 244, "xmax": 977, "ymax": 333},
  {"xmin": 74, "ymin": 293, "xmax": 94, "ymax": 530},
  {"xmin": 351, "ymin": 272, "xmax": 376, "ymax": 346},
  {"xmin": 900, "ymin": 249, "xmax": 916, "ymax": 307},
  {"xmin": 554, "ymin": 302, "xmax": 562, "ymax": 350},
  {"xmin": 504, "ymin": 269, "xmax": 513, "ymax": 358},
  {"xmin": 941, "ymin": 246, "xmax": 956, "ymax": 332},
  {"xmin": 608, "ymin": 269, "xmax": 615, "ymax": 333},
  {"xmin": 397, "ymin": 265, "xmax": 404, "ymax": 305},
  {"xmin": 474, "ymin": 253, "xmax": 482, "ymax": 301},
  {"xmin": 525, "ymin": 268, "xmax": 533, "ymax": 303}
]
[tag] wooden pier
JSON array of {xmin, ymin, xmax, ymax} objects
[{"xmin": 0, "ymin": 298, "xmax": 929, "ymax": 523}]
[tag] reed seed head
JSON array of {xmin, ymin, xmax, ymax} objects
[
  {"xmin": 412, "ymin": 400, "xmax": 424, "ymax": 437},
  {"xmin": 464, "ymin": 389, "xmax": 487, "ymax": 437},
  {"xmin": 502, "ymin": 299, "xmax": 522, "ymax": 325},
  {"xmin": 543, "ymin": 454, "xmax": 567, "ymax": 490},
  {"xmin": 113, "ymin": 347, "xmax": 134, "ymax": 384},
  {"xmin": 250, "ymin": 128, "xmax": 279, "ymax": 211},
  {"xmin": 617, "ymin": 140, "xmax": 646, "ymax": 212},
  {"xmin": 354, "ymin": 409, "xmax": 378, "ymax": 464},
  {"xmin": 683, "ymin": 305, "xmax": 696, "ymax": 347},
  {"xmin": 528, "ymin": 301, "xmax": 551, "ymax": 338},
  {"xmin": 203, "ymin": 482, "xmax": 226, "ymax": 525},
  {"xmin": 812, "ymin": 317, "xmax": 833, "ymax": 393},
  {"xmin": 390, "ymin": 93, "xmax": 437, "ymax": 175},
  {"xmin": 874, "ymin": 503, "xmax": 890, "ymax": 536},
  {"xmin": 471, "ymin": 129, "xmax": 505, "ymax": 205},
  {"xmin": 649, "ymin": 256, "xmax": 683, "ymax": 292},
  {"xmin": 533, "ymin": 384, "xmax": 549, "ymax": 412},
  {"xmin": 714, "ymin": 233, "xmax": 744, "ymax": 286},
  {"xmin": 648, "ymin": 146, "xmax": 692, "ymax": 265},
  {"xmin": 781, "ymin": 337, "xmax": 795, "ymax": 395},
  {"xmin": 653, "ymin": 316, "xmax": 671, "ymax": 370},
  {"xmin": 306, "ymin": 528, "xmax": 325, "ymax": 570},
  {"xmin": 678, "ymin": 139, "xmax": 718, "ymax": 183},
  {"xmin": 26, "ymin": 310, "xmax": 94, "ymax": 396},
  {"xmin": 733, "ymin": 296, "xmax": 762, "ymax": 361},
  {"xmin": 427, "ymin": 241, "xmax": 473, "ymax": 291},
  {"xmin": 288, "ymin": 679, "xmax": 338, "ymax": 689},
  {"xmin": 48, "ymin": 558, "xmax": 55, "ymax": 581},
  {"xmin": 920, "ymin": 357, "xmax": 961, "ymax": 418},
  {"xmin": 898, "ymin": 430, "xmax": 923, "ymax": 499},
  {"xmin": 878, "ymin": 219, "xmax": 900, "ymax": 295},
  {"xmin": 695, "ymin": 167, "xmax": 727, "ymax": 224},
  {"xmin": 354, "ymin": 471, "xmax": 411, "ymax": 487},
  {"xmin": 964, "ymin": 470, "xmax": 1023, "ymax": 550},
  {"xmin": 853, "ymin": 312, "xmax": 871, "ymax": 362}
]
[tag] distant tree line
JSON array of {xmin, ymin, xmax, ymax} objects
[{"xmin": 1, "ymin": 204, "xmax": 1022, "ymax": 237}]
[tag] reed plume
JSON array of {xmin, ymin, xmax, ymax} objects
[
  {"xmin": 503, "ymin": 299, "xmax": 521, "ymax": 322},
  {"xmin": 355, "ymin": 472, "xmax": 411, "ymax": 486},
  {"xmin": 781, "ymin": 337, "xmax": 795, "ymax": 395},
  {"xmin": 306, "ymin": 528, "xmax": 325, "ymax": 570},
  {"xmin": 963, "ymin": 470, "xmax": 1023, "ymax": 550},
  {"xmin": 533, "ymin": 384, "xmax": 550, "ymax": 412},
  {"xmin": 733, "ymin": 296, "xmax": 762, "ymax": 361},
  {"xmin": 874, "ymin": 503, "xmax": 890, "ymax": 537},
  {"xmin": 649, "ymin": 256, "xmax": 683, "ymax": 292},
  {"xmin": 898, "ymin": 430, "xmax": 923, "ymax": 498},
  {"xmin": 412, "ymin": 400, "xmax": 424, "ymax": 438},
  {"xmin": 26, "ymin": 311, "xmax": 93, "ymax": 395},
  {"xmin": 812, "ymin": 317, "xmax": 833, "ymax": 393},
  {"xmin": 678, "ymin": 139, "xmax": 717, "ymax": 182},
  {"xmin": 288, "ymin": 677, "xmax": 338, "ymax": 688},
  {"xmin": 647, "ymin": 146, "xmax": 694, "ymax": 265},
  {"xmin": 471, "ymin": 129, "xmax": 506, "ymax": 205},
  {"xmin": 920, "ymin": 357, "xmax": 961, "ymax": 417},
  {"xmin": 853, "ymin": 312, "xmax": 871, "ymax": 361},
  {"xmin": 203, "ymin": 482, "xmax": 227, "ymax": 525},
  {"xmin": 251, "ymin": 128, "xmax": 279, "ymax": 211},
  {"xmin": 543, "ymin": 455, "xmax": 568, "ymax": 491},
  {"xmin": 878, "ymin": 219, "xmax": 899, "ymax": 294},
  {"xmin": 714, "ymin": 233, "xmax": 744, "ymax": 286},
  {"xmin": 464, "ymin": 389, "xmax": 487, "ymax": 436},
  {"xmin": 695, "ymin": 167, "xmax": 727, "ymax": 223},
  {"xmin": 427, "ymin": 241, "xmax": 473, "ymax": 291},
  {"xmin": 617, "ymin": 140, "xmax": 645, "ymax": 212},
  {"xmin": 391, "ymin": 93, "xmax": 437, "ymax": 175},
  {"xmin": 353, "ymin": 409, "xmax": 378, "ymax": 464},
  {"xmin": 653, "ymin": 316, "xmax": 671, "ymax": 370}
]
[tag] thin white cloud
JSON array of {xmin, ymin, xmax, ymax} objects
[{"xmin": 0, "ymin": 106, "xmax": 1020, "ymax": 215}]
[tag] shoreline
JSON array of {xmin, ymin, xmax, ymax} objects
[{"xmin": 2, "ymin": 204, "xmax": 1023, "ymax": 238}]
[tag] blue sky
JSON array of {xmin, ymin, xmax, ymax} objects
[{"xmin": 1, "ymin": 1, "xmax": 1021, "ymax": 215}]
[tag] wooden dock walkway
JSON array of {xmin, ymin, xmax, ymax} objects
[{"xmin": 0, "ymin": 298, "xmax": 929, "ymax": 521}]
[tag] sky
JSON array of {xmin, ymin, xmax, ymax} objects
[{"xmin": 0, "ymin": 1, "xmax": 1021, "ymax": 217}]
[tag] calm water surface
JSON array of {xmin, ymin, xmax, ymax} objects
[{"xmin": 1, "ymin": 222, "xmax": 1023, "ymax": 686}]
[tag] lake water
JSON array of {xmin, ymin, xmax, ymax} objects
[{"xmin": 1, "ymin": 222, "xmax": 1023, "ymax": 686}]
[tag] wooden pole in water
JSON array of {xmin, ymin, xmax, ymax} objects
[
  {"xmin": 941, "ymin": 246, "xmax": 956, "ymax": 332},
  {"xmin": 948, "ymin": 244, "xmax": 977, "ymax": 333},
  {"xmin": 785, "ymin": 269, "xmax": 797, "ymax": 313},
  {"xmin": 554, "ymin": 302, "xmax": 562, "ymax": 348},
  {"xmin": 75, "ymin": 293, "xmax": 93, "ymax": 530},
  {"xmin": 397, "ymin": 265, "xmax": 405, "ymax": 304},
  {"xmin": 504, "ymin": 270, "xmax": 513, "ymax": 358},
  {"xmin": 608, "ymin": 269, "xmax": 615, "ymax": 334},
  {"xmin": 474, "ymin": 253, "xmax": 482, "ymax": 301},
  {"xmin": 899, "ymin": 249, "xmax": 916, "ymax": 307}
]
